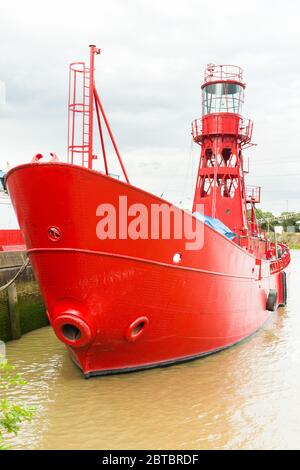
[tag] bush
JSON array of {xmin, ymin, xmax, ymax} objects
[{"xmin": 0, "ymin": 357, "xmax": 34, "ymax": 450}]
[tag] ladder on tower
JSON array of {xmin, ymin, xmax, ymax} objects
[
  {"xmin": 68, "ymin": 63, "xmax": 93, "ymax": 167},
  {"xmin": 67, "ymin": 45, "xmax": 130, "ymax": 184},
  {"xmin": 82, "ymin": 66, "xmax": 90, "ymax": 166}
]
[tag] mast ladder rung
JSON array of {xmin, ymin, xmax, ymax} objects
[{"xmin": 68, "ymin": 46, "xmax": 129, "ymax": 181}]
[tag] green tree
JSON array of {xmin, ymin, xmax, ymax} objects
[
  {"xmin": 247, "ymin": 209, "xmax": 275, "ymax": 231},
  {"xmin": 255, "ymin": 209, "xmax": 274, "ymax": 220},
  {"xmin": 0, "ymin": 357, "xmax": 34, "ymax": 449},
  {"xmin": 280, "ymin": 212, "xmax": 298, "ymax": 231}
]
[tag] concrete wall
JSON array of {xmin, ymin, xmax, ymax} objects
[{"xmin": 0, "ymin": 251, "xmax": 48, "ymax": 342}]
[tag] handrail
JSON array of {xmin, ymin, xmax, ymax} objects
[
  {"xmin": 245, "ymin": 185, "xmax": 261, "ymax": 203},
  {"xmin": 204, "ymin": 64, "xmax": 243, "ymax": 83},
  {"xmin": 191, "ymin": 117, "xmax": 253, "ymax": 143}
]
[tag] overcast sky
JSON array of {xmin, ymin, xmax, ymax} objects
[{"xmin": 0, "ymin": 0, "xmax": 300, "ymax": 214}]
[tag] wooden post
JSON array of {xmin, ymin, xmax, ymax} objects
[{"xmin": 7, "ymin": 282, "xmax": 22, "ymax": 340}]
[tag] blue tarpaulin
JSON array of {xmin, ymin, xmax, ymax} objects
[{"xmin": 193, "ymin": 212, "xmax": 237, "ymax": 240}]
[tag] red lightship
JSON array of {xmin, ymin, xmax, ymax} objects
[{"xmin": 6, "ymin": 47, "xmax": 290, "ymax": 377}]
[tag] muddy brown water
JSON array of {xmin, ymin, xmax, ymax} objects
[{"xmin": 4, "ymin": 250, "xmax": 300, "ymax": 449}]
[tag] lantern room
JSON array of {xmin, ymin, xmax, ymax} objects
[{"xmin": 202, "ymin": 64, "xmax": 245, "ymax": 115}]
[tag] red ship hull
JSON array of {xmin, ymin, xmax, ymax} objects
[
  {"xmin": 0, "ymin": 229, "xmax": 25, "ymax": 251},
  {"xmin": 6, "ymin": 162, "xmax": 290, "ymax": 377}
]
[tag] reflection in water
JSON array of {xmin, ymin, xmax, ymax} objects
[{"xmin": 5, "ymin": 251, "xmax": 300, "ymax": 450}]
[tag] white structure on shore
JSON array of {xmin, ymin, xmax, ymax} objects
[{"xmin": 0, "ymin": 170, "xmax": 19, "ymax": 230}]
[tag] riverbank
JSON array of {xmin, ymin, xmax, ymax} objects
[
  {"xmin": 0, "ymin": 251, "xmax": 48, "ymax": 342},
  {"xmin": 268, "ymin": 232, "xmax": 300, "ymax": 249}
]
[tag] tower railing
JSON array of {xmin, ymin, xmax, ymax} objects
[
  {"xmin": 204, "ymin": 64, "xmax": 243, "ymax": 84},
  {"xmin": 245, "ymin": 185, "xmax": 261, "ymax": 203},
  {"xmin": 191, "ymin": 117, "xmax": 253, "ymax": 144},
  {"xmin": 239, "ymin": 118, "xmax": 253, "ymax": 144},
  {"xmin": 191, "ymin": 119, "xmax": 202, "ymax": 142}
]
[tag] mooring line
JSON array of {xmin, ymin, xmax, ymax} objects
[{"xmin": 0, "ymin": 257, "xmax": 30, "ymax": 292}]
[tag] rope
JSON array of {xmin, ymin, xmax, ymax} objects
[{"xmin": 0, "ymin": 257, "xmax": 30, "ymax": 292}]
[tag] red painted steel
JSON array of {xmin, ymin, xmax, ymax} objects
[
  {"xmin": 67, "ymin": 45, "xmax": 129, "ymax": 182},
  {"xmin": 204, "ymin": 64, "xmax": 244, "ymax": 83},
  {"xmin": 246, "ymin": 185, "xmax": 261, "ymax": 204},
  {"xmin": 0, "ymin": 229, "xmax": 25, "ymax": 251},
  {"xmin": 5, "ymin": 50, "xmax": 291, "ymax": 377},
  {"xmin": 93, "ymin": 88, "xmax": 130, "ymax": 183}
]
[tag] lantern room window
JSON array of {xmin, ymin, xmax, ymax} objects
[{"xmin": 202, "ymin": 83, "xmax": 244, "ymax": 115}]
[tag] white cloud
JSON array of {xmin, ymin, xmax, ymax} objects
[{"xmin": 0, "ymin": 0, "xmax": 300, "ymax": 214}]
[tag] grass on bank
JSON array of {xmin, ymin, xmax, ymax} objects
[{"xmin": 268, "ymin": 232, "xmax": 300, "ymax": 249}]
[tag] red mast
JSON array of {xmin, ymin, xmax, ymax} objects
[
  {"xmin": 192, "ymin": 65, "xmax": 253, "ymax": 235},
  {"xmin": 67, "ymin": 45, "xmax": 130, "ymax": 183}
]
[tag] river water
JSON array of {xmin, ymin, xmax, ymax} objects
[{"xmin": 4, "ymin": 250, "xmax": 300, "ymax": 450}]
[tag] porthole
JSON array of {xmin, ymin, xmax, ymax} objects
[
  {"xmin": 48, "ymin": 226, "xmax": 61, "ymax": 241},
  {"xmin": 173, "ymin": 253, "xmax": 182, "ymax": 263}
]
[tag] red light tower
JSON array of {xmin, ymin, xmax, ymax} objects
[{"xmin": 192, "ymin": 64, "xmax": 254, "ymax": 235}]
